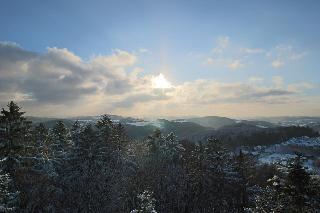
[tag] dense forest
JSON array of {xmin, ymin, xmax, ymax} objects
[{"xmin": 1, "ymin": 101, "xmax": 320, "ymax": 212}]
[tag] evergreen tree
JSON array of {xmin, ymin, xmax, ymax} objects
[
  {"xmin": 285, "ymin": 155, "xmax": 311, "ymax": 212},
  {"xmin": 0, "ymin": 102, "xmax": 32, "ymax": 211},
  {"xmin": 144, "ymin": 131, "xmax": 187, "ymax": 212},
  {"xmin": 70, "ymin": 120, "xmax": 81, "ymax": 144},
  {"xmin": 32, "ymin": 123, "xmax": 52, "ymax": 161},
  {"xmin": 252, "ymin": 156, "xmax": 315, "ymax": 212},
  {"xmin": 64, "ymin": 124, "xmax": 110, "ymax": 212},
  {"xmin": 22, "ymin": 122, "xmax": 65, "ymax": 212},
  {"xmin": 0, "ymin": 101, "xmax": 32, "ymax": 174},
  {"xmin": 50, "ymin": 120, "xmax": 70, "ymax": 161},
  {"xmin": 0, "ymin": 171, "xmax": 19, "ymax": 212},
  {"xmin": 96, "ymin": 115, "xmax": 113, "ymax": 143},
  {"xmin": 234, "ymin": 149, "xmax": 256, "ymax": 210},
  {"xmin": 251, "ymin": 175, "xmax": 287, "ymax": 212}
]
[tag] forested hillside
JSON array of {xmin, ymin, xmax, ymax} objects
[{"xmin": 1, "ymin": 102, "xmax": 320, "ymax": 212}]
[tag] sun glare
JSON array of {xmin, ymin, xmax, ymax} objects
[{"xmin": 152, "ymin": 73, "xmax": 172, "ymax": 89}]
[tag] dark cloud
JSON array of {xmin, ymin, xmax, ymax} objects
[
  {"xmin": 113, "ymin": 93, "xmax": 169, "ymax": 108},
  {"xmin": 105, "ymin": 79, "xmax": 133, "ymax": 95},
  {"xmin": 22, "ymin": 78, "xmax": 98, "ymax": 103},
  {"xmin": 0, "ymin": 42, "xmax": 36, "ymax": 63},
  {"xmin": 186, "ymin": 82, "xmax": 299, "ymax": 105},
  {"xmin": 0, "ymin": 42, "xmax": 137, "ymax": 104},
  {"xmin": 251, "ymin": 89, "xmax": 295, "ymax": 98}
]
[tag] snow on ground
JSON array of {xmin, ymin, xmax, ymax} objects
[
  {"xmin": 259, "ymin": 153, "xmax": 296, "ymax": 165},
  {"xmin": 256, "ymin": 125, "xmax": 268, "ymax": 128},
  {"xmin": 281, "ymin": 136, "xmax": 320, "ymax": 147},
  {"xmin": 127, "ymin": 120, "xmax": 164, "ymax": 128},
  {"xmin": 245, "ymin": 136, "xmax": 320, "ymax": 173}
]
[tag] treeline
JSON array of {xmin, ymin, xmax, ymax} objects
[
  {"xmin": 0, "ymin": 101, "xmax": 320, "ymax": 212},
  {"xmin": 222, "ymin": 126, "xmax": 319, "ymax": 149}
]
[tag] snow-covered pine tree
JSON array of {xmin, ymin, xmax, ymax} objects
[
  {"xmin": 284, "ymin": 155, "xmax": 311, "ymax": 212},
  {"xmin": 63, "ymin": 124, "xmax": 110, "ymax": 211},
  {"xmin": 0, "ymin": 171, "xmax": 19, "ymax": 212},
  {"xmin": 233, "ymin": 149, "xmax": 256, "ymax": 210},
  {"xmin": 50, "ymin": 120, "xmax": 71, "ymax": 161},
  {"xmin": 0, "ymin": 102, "xmax": 33, "ymax": 211},
  {"xmin": 0, "ymin": 101, "xmax": 32, "ymax": 175}
]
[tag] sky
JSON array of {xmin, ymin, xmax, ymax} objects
[{"xmin": 0, "ymin": 0, "xmax": 320, "ymax": 118}]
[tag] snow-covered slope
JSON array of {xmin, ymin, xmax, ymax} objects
[{"xmin": 244, "ymin": 136, "xmax": 320, "ymax": 173}]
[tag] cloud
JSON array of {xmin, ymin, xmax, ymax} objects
[
  {"xmin": 0, "ymin": 42, "xmax": 36, "ymax": 91},
  {"xmin": 0, "ymin": 43, "xmax": 143, "ymax": 105},
  {"xmin": 139, "ymin": 48, "xmax": 149, "ymax": 53},
  {"xmin": 199, "ymin": 37, "xmax": 307, "ymax": 71},
  {"xmin": 113, "ymin": 92, "xmax": 170, "ymax": 108},
  {"xmin": 228, "ymin": 59, "xmax": 245, "ymax": 70},
  {"xmin": 204, "ymin": 57, "xmax": 214, "ymax": 65},
  {"xmin": 203, "ymin": 57, "xmax": 245, "ymax": 70},
  {"xmin": 268, "ymin": 44, "xmax": 307, "ymax": 68},
  {"xmin": 0, "ymin": 41, "xmax": 317, "ymax": 117},
  {"xmin": 212, "ymin": 36, "xmax": 230, "ymax": 54},
  {"xmin": 249, "ymin": 77, "xmax": 264, "ymax": 84},
  {"xmin": 172, "ymin": 79, "xmax": 300, "ymax": 106},
  {"xmin": 241, "ymin": 48, "xmax": 265, "ymax": 54},
  {"xmin": 271, "ymin": 59, "xmax": 285, "ymax": 68},
  {"xmin": 0, "ymin": 42, "xmax": 176, "ymax": 116},
  {"xmin": 287, "ymin": 82, "xmax": 316, "ymax": 92},
  {"xmin": 203, "ymin": 36, "xmax": 250, "ymax": 70},
  {"xmin": 105, "ymin": 79, "xmax": 133, "ymax": 95},
  {"xmin": 272, "ymin": 76, "xmax": 284, "ymax": 88},
  {"xmin": 91, "ymin": 49, "xmax": 137, "ymax": 68}
]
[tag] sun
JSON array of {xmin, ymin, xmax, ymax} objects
[{"xmin": 152, "ymin": 73, "xmax": 172, "ymax": 89}]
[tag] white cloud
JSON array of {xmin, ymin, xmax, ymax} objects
[
  {"xmin": 204, "ymin": 57, "xmax": 214, "ymax": 65},
  {"xmin": 249, "ymin": 76, "xmax": 264, "ymax": 84},
  {"xmin": 203, "ymin": 57, "xmax": 245, "ymax": 70},
  {"xmin": 268, "ymin": 44, "xmax": 307, "ymax": 68},
  {"xmin": 289, "ymin": 52, "xmax": 307, "ymax": 60},
  {"xmin": 271, "ymin": 59, "xmax": 285, "ymax": 68},
  {"xmin": 272, "ymin": 76, "xmax": 284, "ymax": 88},
  {"xmin": 172, "ymin": 79, "xmax": 297, "ymax": 106},
  {"xmin": 241, "ymin": 48, "xmax": 265, "ymax": 54},
  {"xmin": 91, "ymin": 49, "xmax": 137, "ymax": 68},
  {"xmin": 139, "ymin": 48, "xmax": 149, "ymax": 53},
  {"xmin": 228, "ymin": 59, "xmax": 244, "ymax": 70},
  {"xmin": 287, "ymin": 82, "xmax": 316, "ymax": 92},
  {"xmin": 203, "ymin": 36, "xmax": 251, "ymax": 70},
  {"xmin": 212, "ymin": 36, "xmax": 230, "ymax": 54},
  {"xmin": 47, "ymin": 47, "xmax": 82, "ymax": 63},
  {"xmin": 199, "ymin": 38, "xmax": 307, "ymax": 71}
]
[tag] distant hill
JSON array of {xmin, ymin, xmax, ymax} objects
[
  {"xmin": 255, "ymin": 116, "xmax": 320, "ymax": 125},
  {"xmin": 188, "ymin": 124, "xmax": 319, "ymax": 149},
  {"xmin": 187, "ymin": 116, "xmax": 236, "ymax": 129},
  {"xmin": 26, "ymin": 115, "xmax": 320, "ymax": 149},
  {"xmin": 236, "ymin": 120, "xmax": 276, "ymax": 128},
  {"xmin": 186, "ymin": 122, "xmax": 262, "ymax": 142},
  {"xmin": 123, "ymin": 124, "xmax": 157, "ymax": 140},
  {"xmin": 124, "ymin": 119, "xmax": 210, "ymax": 140},
  {"xmin": 27, "ymin": 116, "xmax": 75, "ymax": 128},
  {"xmin": 160, "ymin": 119, "xmax": 210, "ymax": 138},
  {"xmin": 27, "ymin": 115, "xmax": 142, "ymax": 128}
]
